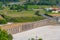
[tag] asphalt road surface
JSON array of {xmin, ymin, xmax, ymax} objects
[{"xmin": 13, "ymin": 25, "xmax": 60, "ymax": 40}]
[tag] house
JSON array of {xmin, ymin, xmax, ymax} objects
[{"xmin": 45, "ymin": 7, "xmax": 60, "ymax": 13}]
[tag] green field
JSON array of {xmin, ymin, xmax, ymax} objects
[
  {"xmin": 0, "ymin": 9, "xmax": 45, "ymax": 24},
  {"xmin": 0, "ymin": 5, "xmax": 59, "ymax": 24}
]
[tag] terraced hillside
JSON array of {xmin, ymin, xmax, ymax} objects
[{"xmin": 0, "ymin": 9, "xmax": 45, "ymax": 24}]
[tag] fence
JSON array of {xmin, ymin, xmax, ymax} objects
[{"xmin": 1, "ymin": 18, "xmax": 57, "ymax": 34}]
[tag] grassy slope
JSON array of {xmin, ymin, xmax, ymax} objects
[{"xmin": 0, "ymin": 7, "xmax": 45, "ymax": 23}]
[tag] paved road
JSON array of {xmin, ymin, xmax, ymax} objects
[
  {"xmin": 13, "ymin": 25, "xmax": 60, "ymax": 40},
  {"xmin": 40, "ymin": 14, "xmax": 53, "ymax": 19}
]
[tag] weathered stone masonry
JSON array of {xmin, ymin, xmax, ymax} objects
[{"xmin": 1, "ymin": 19, "xmax": 57, "ymax": 34}]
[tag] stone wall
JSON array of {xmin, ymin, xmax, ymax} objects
[{"xmin": 1, "ymin": 19, "xmax": 57, "ymax": 34}]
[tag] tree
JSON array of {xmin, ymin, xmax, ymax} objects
[
  {"xmin": 26, "ymin": 0, "xmax": 31, "ymax": 2},
  {"xmin": 24, "ymin": 5, "xmax": 28, "ymax": 10},
  {"xmin": 0, "ymin": 0, "xmax": 20, "ymax": 2},
  {"xmin": 33, "ymin": 0, "xmax": 37, "ymax": 5},
  {"xmin": 0, "ymin": 28, "xmax": 13, "ymax": 40},
  {"xmin": 0, "ymin": 19, "xmax": 7, "ymax": 24},
  {"xmin": 37, "ymin": 0, "xmax": 57, "ymax": 5},
  {"xmin": 8, "ymin": 34, "xmax": 13, "ymax": 40},
  {"xmin": 0, "ymin": 2, "xmax": 3, "ymax": 10},
  {"xmin": 35, "ymin": 11, "xmax": 40, "ymax": 16}
]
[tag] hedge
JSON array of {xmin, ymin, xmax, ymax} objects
[{"xmin": 4, "ymin": 16, "xmax": 45, "ymax": 23}]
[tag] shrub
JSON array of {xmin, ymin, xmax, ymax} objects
[
  {"xmin": 0, "ymin": 28, "xmax": 13, "ymax": 40},
  {"xmin": 0, "ymin": 2, "xmax": 4, "ymax": 10},
  {"xmin": 0, "ymin": 19, "xmax": 7, "ymax": 24},
  {"xmin": 31, "ymin": 38, "xmax": 35, "ymax": 40},
  {"xmin": 8, "ymin": 34, "xmax": 13, "ymax": 40},
  {"xmin": 4, "ymin": 16, "xmax": 45, "ymax": 23},
  {"xmin": 35, "ymin": 11, "xmax": 40, "ymax": 16},
  {"xmin": 0, "ymin": 14, "xmax": 45, "ymax": 23}
]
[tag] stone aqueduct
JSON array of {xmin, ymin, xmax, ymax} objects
[{"xmin": 0, "ymin": 19, "xmax": 57, "ymax": 34}]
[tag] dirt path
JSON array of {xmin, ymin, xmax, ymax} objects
[{"xmin": 49, "ymin": 14, "xmax": 60, "ymax": 17}]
